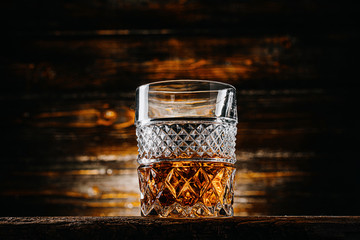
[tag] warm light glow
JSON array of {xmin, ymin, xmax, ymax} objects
[{"xmin": 31, "ymin": 106, "xmax": 134, "ymax": 128}]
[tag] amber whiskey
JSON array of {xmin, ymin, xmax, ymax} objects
[{"xmin": 138, "ymin": 161, "xmax": 235, "ymax": 217}]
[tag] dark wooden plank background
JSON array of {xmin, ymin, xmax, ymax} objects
[{"xmin": 0, "ymin": 0, "xmax": 359, "ymax": 216}]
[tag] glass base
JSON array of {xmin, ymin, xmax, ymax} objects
[
  {"xmin": 138, "ymin": 161, "xmax": 235, "ymax": 217},
  {"xmin": 141, "ymin": 203, "xmax": 234, "ymax": 218}
]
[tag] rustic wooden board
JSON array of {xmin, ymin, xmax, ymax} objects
[
  {"xmin": 3, "ymin": 0, "xmax": 359, "ymax": 33},
  {"xmin": 1, "ymin": 33, "xmax": 358, "ymax": 95},
  {"xmin": 1, "ymin": 0, "xmax": 359, "ymax": 218},
  {"xmin": 1, "ymin": 216, "xmax": 360, "ymax": 240},
  {"xmin": 0, "ymin": 88, "xmax": 357, "ymax": 216}
]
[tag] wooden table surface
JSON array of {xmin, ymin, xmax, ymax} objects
[{"xmin": 1, "ymin": 216, "xmax": 360, "ymax": 240}]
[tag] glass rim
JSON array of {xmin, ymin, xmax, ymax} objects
[
  {"xmin": 135, "ymin": 79, "xmax": 237, "ymax": 124},
  {"xmin": 136, "ymin": 79, "xmax": 236, "ymax": 93},
  {"xmin": 135, "ymin": 117, "xmax": 237, "ymax": 126}
]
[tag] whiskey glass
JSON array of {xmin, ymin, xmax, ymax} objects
[{"xmin": 135, "ymin": 80, "xmax": 237, "ymax": 217}]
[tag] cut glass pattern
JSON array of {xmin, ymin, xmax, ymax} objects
[
  {"xmin": 136, "ymin": 122, "xmax": 237, "ymax": 164},
  {"xmin": 138, "ymin": 161, "xmax": 236, "ymax": 217}
]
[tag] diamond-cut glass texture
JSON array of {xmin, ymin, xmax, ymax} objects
[
  {"xmin": 138, "ymin": 161, "xmax": 235, "ymax": 217},
  {"xmin": 136, "ymin": 122, "xmax": 237, "ymax": 163},
  {"xmin": 136, "ymin": 121, "xmax": 237, "ymax": 217}
]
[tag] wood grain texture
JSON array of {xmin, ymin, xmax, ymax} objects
[
  {"xmin": 1, "ymin": 0, "xmax": 359, "ymax": 218},
  {"xmin": 1, "ymin": 216, "xmax": 360, "ymax": 240},
  {"xmin": 0, "ymin": 89, "xmax": 357, "ymax": 216},
  {"xmin": 3, "ymin": 0, "xmax": 359, "ymax": 33},
  {"xmin": 1, "ymin": 33, "xmax": 358, "ymax": 95}
]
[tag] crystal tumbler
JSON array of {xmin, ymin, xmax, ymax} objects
[{"xmin": 135, "ymin": 80, "xmax": 237, "ymax": 217}]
